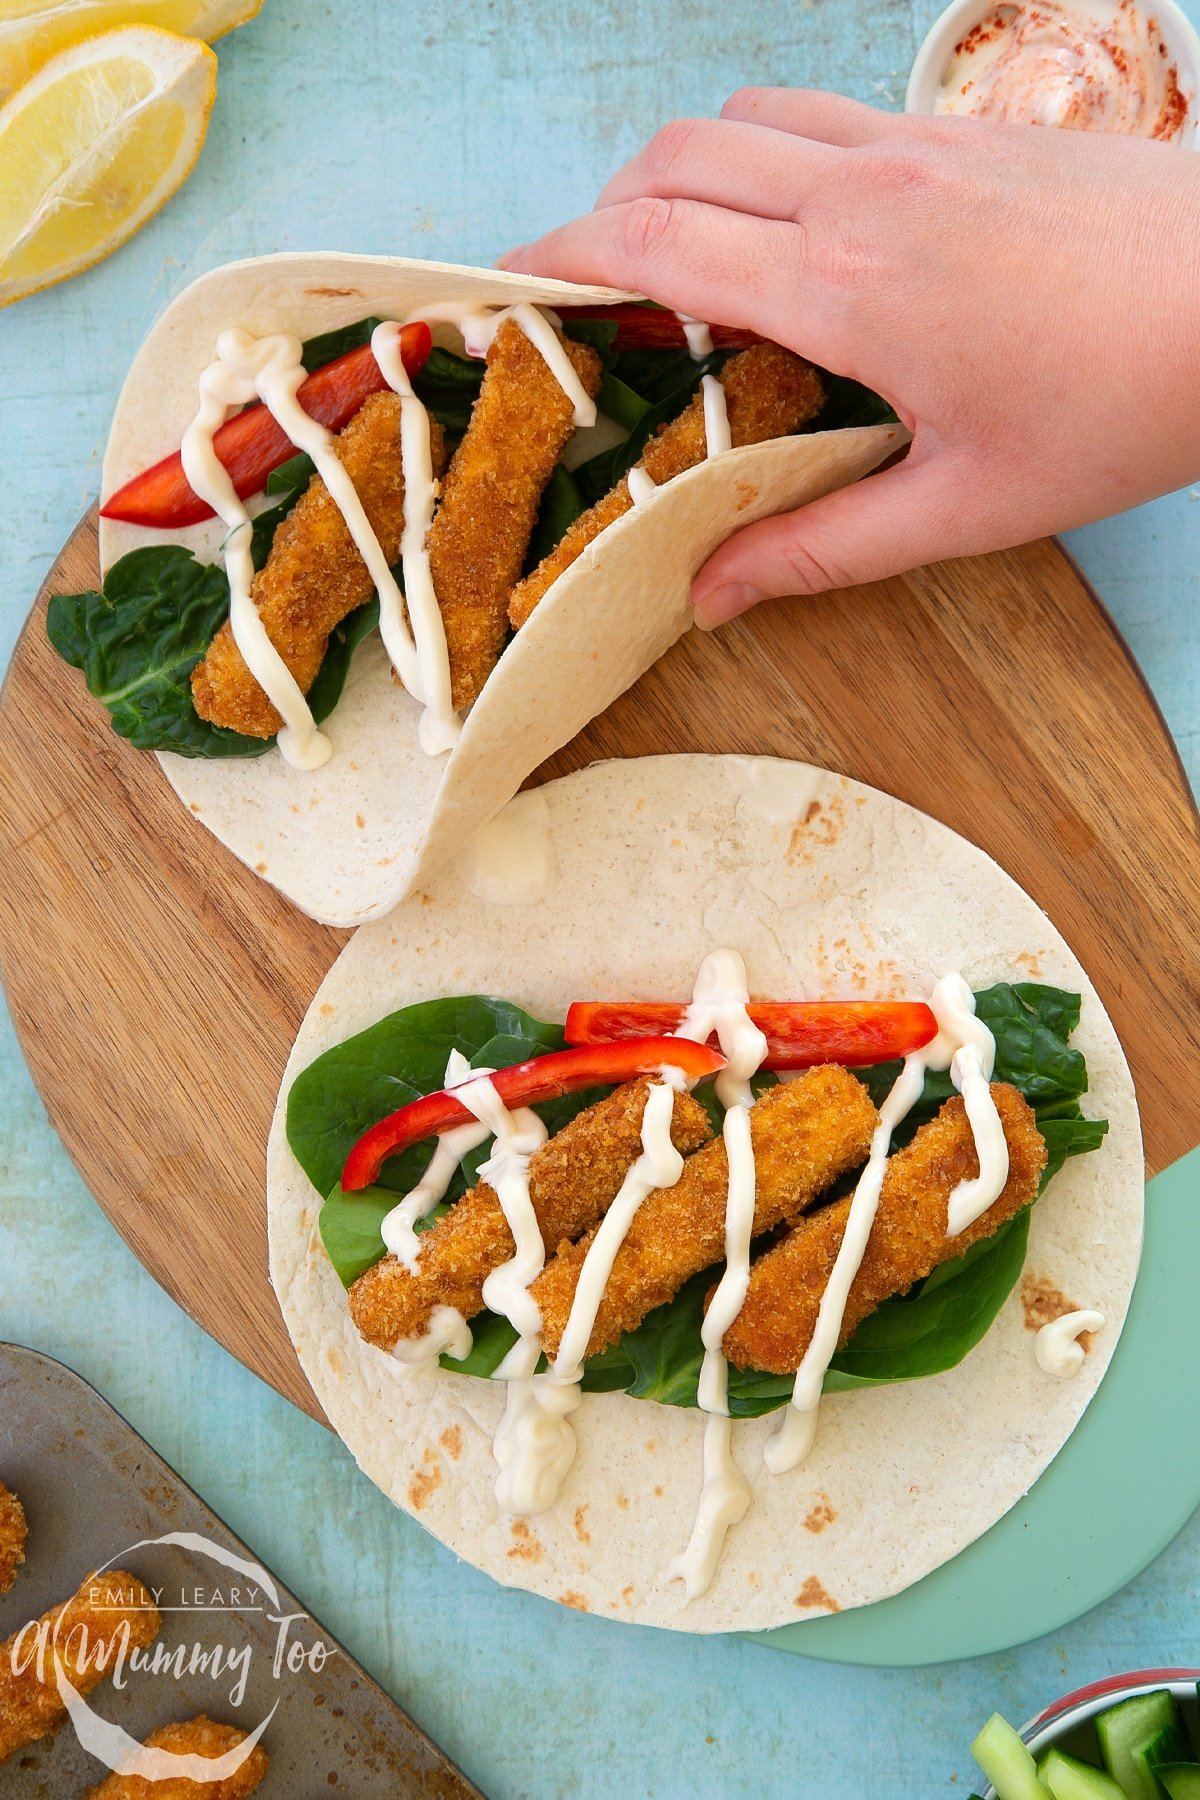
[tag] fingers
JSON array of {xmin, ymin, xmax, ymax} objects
[
  {"xmin": 690, "ymin": 446, "xmax": 967, "ymax": 624},
  {"xmin": 720, "ymin": 86, "xmax": 899, "ymax": 145},
  {"xmin": 596, "ymin": 116, "xmax": 839, "ymax": 222},
  {"xmin": 498, "ymin": 198, "xmax": 827, "ymax": 352}
]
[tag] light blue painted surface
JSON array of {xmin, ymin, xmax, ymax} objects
[{"xmin": 1, "ymin": 3, "xmax": 1198, "ymax": 1794}]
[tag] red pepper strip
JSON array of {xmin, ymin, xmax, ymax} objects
[
  {"xmin": 100, "ymin": 321, "xmax": 435, "ymax": 530},
  {"xmin": 564, "ymin": 1001, "xmax": 939, "ymax": 1070},
  {"xmin": 555, "ymin": 302, "xmax": 762, "ymax": 353},
  {"xmin": 340, "ymin": 1035, "xmax": 726, "ymax": 1193}
]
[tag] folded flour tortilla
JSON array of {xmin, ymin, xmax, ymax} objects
[{"xmin": 100, "ymin": 253, "xmax": 905, "ymax": 926}]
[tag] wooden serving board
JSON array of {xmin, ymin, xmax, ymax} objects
[{"xmin": 2, "ymin": 511, "xmax": 1198, "ymax": 1423}]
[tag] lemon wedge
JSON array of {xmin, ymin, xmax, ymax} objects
[
  {"xmin": 0, "ymin": 25, "xmax": 216, "ymax": 307},
  {"xmin": 0, "ymin": 0, "xmax": 259, "ymax": 101}
]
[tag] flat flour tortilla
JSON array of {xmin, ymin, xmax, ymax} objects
[
  {"xmin": 99, "ymin": 251, "xmax": 905, "ymax": 926},
  {"xmin": 266, "ymin": 755, "xmax": 1142, "ymax": 1633}
]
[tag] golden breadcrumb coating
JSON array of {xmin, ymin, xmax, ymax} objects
[
  {"xmin": 84, "ymin": 1714, "xmax": 269, "ymax": 1798},
  {"xmin": 532, "ymin": 1065, "xmax": 878, "ymax": 1364},
  {"xmin": 348, "ymin": 1080, "xmax": 712, "ymax": 1352},
  {"xmin": 192, "ymin": 393, "xmax": 446, "ymax": 738},
  {"xmin": 0, "ymin": 1571, "xmax": 160, "ymax": 1765},
  {"xmin": 428, "ymin": 319, "xmax": 602, "ymax": 710},
  {"xmin": 508, "ymin": 342, "xmax": 824, "ymax": 628},
  {"xmin": 721, "ymin": 1083, "xmax": 1047, "ymax": 1373},
  {"xmin": 0, "ymin": 1483, "xmax": 26, "ymax": 1597}
]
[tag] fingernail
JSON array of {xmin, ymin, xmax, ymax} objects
[
  {"xmin": 495, "ymin": 245, "xmax": 529, "ymax": 270},
  {"xmin": 692, "ymin": 582, "xmax": 762, "ymax": 630}
]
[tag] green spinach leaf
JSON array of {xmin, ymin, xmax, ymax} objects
[{"xmin": 48, "ymin": 545, "xmax": 378, "ymax": 760}]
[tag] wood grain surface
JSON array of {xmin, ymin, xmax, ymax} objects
[{"xmin": 1, "ymin": 510, "xmax": 1197, "ymax": 1423}]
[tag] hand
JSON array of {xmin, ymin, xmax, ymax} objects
[{"xmin": 500, "ymin": 90, "xmax": 1200, "ymax": 626}]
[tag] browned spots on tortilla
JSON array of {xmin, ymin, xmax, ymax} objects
[
  {"xmin": 571, "ymin": 1505, "xmax": 591, "ymax": 1545},
  {"xmin": 1013, "ymin": 949, "xmax": 1045, "ymax": 979},
  {"xmin": 189, "ymin": 801, "xmax": 203, "ymax": 814},
  {"xmin": 794, "ymin": 1576, "xmax": 841, "ymax": 1613},
  {"xmin": 559, "ymin": 1590, "xmax": 590, "ymax": 1612},
  {"xmin": 734, "ymin": 479, "xmax": 758, "ymax": 513},
  {"xmin": 787, "ymin": 791, "xmax": 850, "ymax": 867},
  {"xmin": 615, "ymin": 1492, "xmax": 630, "ymax": 1511},
  {"xmin": 804, "ymin": 1496, "xmax": 837, "ymax": 1534},
  {"xmin": 419, "ymin": 891, "xmax": 435, "ymax": 905},
  {"xmin": 355, "ymin": 813, "xmax": 366, "ymax": 829},
  {"xmin": 305, "ymin": 285, "xmax": 362, "ymax": 297},
  {"xmin": 653, "ymin": 1486, "xmax": 664, "ymax": 1498},
  {"xmin": 255, "ymin": 861, "xmax": 268, "ymax": 873},
  {"xmin": 407, "ymin": 1446, "xmax": 443, "ymax": 1512},
  {"xmin": 621, "ymin": 1584, "xmax": 635, "ymax": 1606},
  {"xmin": 644, "ymin": 1440, "xmax": 657, "ymax": 1453},
  {"xmin": 1021, "ymin": 1274, "xmax": 1094, "ymax": 1349},
  {"xmin": 319, "ymin": 1002, "xmax": 335, "ymax": 1017},
  {"xmin": 439, "ymin": 1425, "xmax": 463, "ymax": 1461},
  {"xmin": 507, "ymin": 1519, "xmax": 543, "ymax": 1563}
]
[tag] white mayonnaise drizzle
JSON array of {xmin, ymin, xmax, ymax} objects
[
  {"xmin": 180, "ymin": 334, "xmax": 332, "ymax": 772},
  {"xmin": 391, "ymin": 1303, "xmax": 474, "ymax": 1371},
  {"xmin": 415, "ymin": 300, "xmax": 596, "ymax": 428},
  {"xmin": 675, "ymin": 311, "xmax": 731, "ymax": 460},
  {"xmin": 494, "ymin": 1080, "xmax": 684, "ymax": 1514},
  {"xmin": 1036, "ymin": 1309, "xmax": 1105, "ymax": 1378},
  {"xmin": 182, "ymin": 326, "xmax": 463, "ymax": 765},
  {"xmin": 626, "ymin": 465, "xmax": 658, "ymax": 506},
  {"xmin": 380, "ymin": 1050, "xmax": 493, "ymax": 1269},
  {"xmin": 369, "ymin": 322, "xmax": 460, "ymax": 755},
  {"xmin": 700, "ymin": 375, "xmax": 733, "ymax": 456},
  {"xmin": 664, "ymin": 950, "xmax": 769, "ymax": 1599},
  {"xmin": 765, "ymin": 973, "xmax": 1008, "ymax": 1476},
  {"xmin": 452, "ymin": 790, "xmax": 557, "ymax": 906}
]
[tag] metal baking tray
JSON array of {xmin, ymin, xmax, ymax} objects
[{"xmin": 0, "ymin": 1342, "xmax": 484, "ymax": 1798}]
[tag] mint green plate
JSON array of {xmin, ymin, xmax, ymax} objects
[{"xmin": 750, "ymin": 1145, "xmax": 1200, "ymax": 1666}]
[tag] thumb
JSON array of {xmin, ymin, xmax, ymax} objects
[{"xmin": 691, "ymin": 446, "xmax": 967, "ymax": 628}]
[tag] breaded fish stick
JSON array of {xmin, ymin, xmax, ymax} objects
[
  {"xmin": 721, "ymin": 1083, "xmax": 1047, "ymax": 1374},
  {"xmin": 192, "ymin": 393, "xmax": 446, "ymax": 738},
  {"xmin": 428, "ymin": 318, "xmax": 602, "ymax": 710},
  {"xmin": 0, "ymin": 1482, "xmax": 26, "ymax": 1596},
  {"xmin": 349, "ymin": 1080, "xmax": 712, "ymax": 1352},
  {"xmin": 508, "ymin": 342, "xmax": 824, "ymax": 628},
  {"xmin": 0, "ymin": 1571, "xmax": 160, "ymax": 1766},
  {"xmin": 533, "ymin": 1066, "xmax": 878, "ymax": 1365},
  {"xmin": 85, "ymin": 1714, "xmax": 269, "ymax": 1798}
]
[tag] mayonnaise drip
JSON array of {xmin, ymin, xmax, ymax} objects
[
  {"xmin": 380, "ymin": 1050, "xmax": 493, "ymax": 1269},
  {"xmin": 493, "ymin": 1079, "xmax": 685, "ymax": 1515},
  {"xmin": 369, "ymin": 323, "xmax": 460, "ymax": 755},
  {"xmin": 765, "ymin": 973, "xmax": 1008, "ymax": 1475},
  {"xmin": 626, "ymin": 466, "xmax": 658, "ymax": 506},
  {"xmin": 664, "ymin": 950, "xmax": 768, "ymax": 1599},
  {"xmin": 1035, "ymin": 1309, "xmax": 1105, "ymax": 1378},
  {"xmin": 415, "ymin": 300, "xmax": 597, "ymax": 428},
  {"xmin": 182, "ymin": 326, "xmax": 463, "ymax": 766},
  {"xmin": 675, "ymin": 311, "xmax": 731, "ymax": 460},
  {"xmin": 391, "ymin": 1303, "xmax": 473, "ymax": 1370},
  {"xmin": 452, "ymin": 790, "xmax": 557, "ymax": 906},
  {"xmin": 180, "ymin": 334, "xmax": 332, "ymax": 771}
]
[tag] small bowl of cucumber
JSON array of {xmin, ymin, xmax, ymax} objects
[{"xmin": 972, "ymin": 1672, "xmax": 1200, "ymax": 1799}]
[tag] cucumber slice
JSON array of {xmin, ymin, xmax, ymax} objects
[
  {"xmin": 1155, "ymin": 1767, "xmax": 1200, "ymax": 1800},
  {"xmin": 971, "ymin": 1715, "xmax": 1052, "ymax": 1800},
  {"xmin": 1096, "ymin": 1691, "xmax": 1190, "ymax": 1800},
  {"xmin": 1037, "ymin": 1747, "xmax": 1125, "ymax": 1800}
]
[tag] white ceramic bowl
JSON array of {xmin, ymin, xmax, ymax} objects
[
  {"xmin": 975, "ymin": 1669, "xmax": 1200, "ymax": 1799},
  {"xmin": 906, "ymin": 0, "xmax": 1200, "ymax": 147}
]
